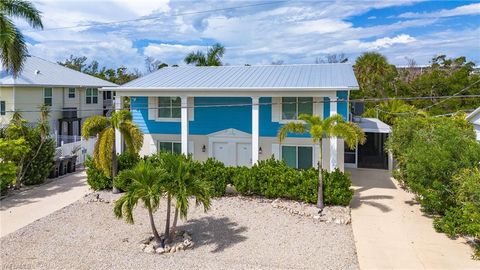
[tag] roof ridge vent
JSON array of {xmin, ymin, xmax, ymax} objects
[{"xmin": 34, "ymin": 70, "xmax": 40, "ymax": 75}]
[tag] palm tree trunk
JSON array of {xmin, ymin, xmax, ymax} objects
[
  {"xmin": 148, "ymin": 207, "xmax": 161, "ymax": 244},
  {"xmin": 317, "ymin": 142, "xmax": 325, "ymax": 210},
  {"xmin": 165, "ymin": 194, "xmax": 172, "ymax": 242},
  {"xmin": 170, "ymin": 206, "xmax": 179, "ymax": 239},
  {"xmin": 112, "ymin": 139, "xmax": 120, "ymax": 194}
]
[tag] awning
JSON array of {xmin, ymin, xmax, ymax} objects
[{"xmin": 355, "ymin": 118, "xmax": 392, "ymax": 133}]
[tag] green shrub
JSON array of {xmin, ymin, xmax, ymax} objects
[
  {"xmin": 197, "ymin": 158, "xmax": 232, "ymax": 197},
  {"xmin": 0, "ymin": 162, "xmax": 17, "ymax": 193},
  {"xmin": 23, "ymin": 137, "xmax": 55, "ymax": 185},
  {"xmin": 113, "ymin": 152, "xmax": 140, "ymax": 191},
  {"xmin": 323, "ymin": 169, "xmax": 354, "ymax": 206},
  {"xmin": 231, "ymin": 156, "xmax": 352, "ymax": 205},
  {"xmin": 85, "ymin": 156, "xmax": 112, "ymax": 190}
]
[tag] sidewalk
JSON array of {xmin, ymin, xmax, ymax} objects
[
  {"xmin": 0, "ymin": 171, "xmax": 90, "ymax": 238},
  {"xmin": 348, "ymin": 168, "xmax": 479, "ymax": 270}
]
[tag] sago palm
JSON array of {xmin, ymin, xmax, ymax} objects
[
  {"xmin": 278, "ymin": 114, "xmax": 365, "ymax": 209},
  {"xmin": 82, "ymin": 110, "xmax": 143, "ymax": 183},
  {"xmin": 184, "ymin": 43, "xmax": 225, "ymax": 66},
  {"xmin": 114, "ymin": 160, "xmax": 166, "ymax": 245},
  {"xmin": 156, "ymin": 153, "xmax": 211, "ymax": 242},
  {"xmin": 0, "ymin": 0, "xmax": 43, "ymax": 76}
]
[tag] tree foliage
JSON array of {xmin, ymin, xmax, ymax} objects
[
  {"xmin": 184, "ymin": 43, "xmax": 225, "ymax": 66},
  {"xmin": 0, "ymin": 0, "xmax": 43, "ymax": 76},
  {"xmin": 58, "ymin": 55, "xmax": 141, "ymax": 84}
]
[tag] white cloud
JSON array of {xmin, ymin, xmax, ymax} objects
[
  {"xmin": 144, "ymin": 43, "xmax": 205, "ymax": 65},
  {"xmin": 363, "ymin": 34, "xmax": 416, "ymax": 49},
  {"xmin": 287, "ymin": 19, "xmax": 352, "ymax": 34},
  {"xmin": 399, "ymin": 3, "xmax": 480, "ymax": 18}
]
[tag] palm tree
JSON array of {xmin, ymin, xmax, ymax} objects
[
  {"xmin": 1, "ymin": 0, "xmax": 43, "ymax": 76},
  {"xmin": 354, "ymin": 52, "xmax": 397, "ymax": 100},
  {"xmin": 82, "ymin": 110, "xmax": 143, "ymax": 191},
  {"xmin": 156, "ymin": 153, "xmax": 211, "ymax": 242},
  {"xmin": 184, "ymin": 43, "xmax": 225, "ymax": 66},
  {"xmin": 278, "ymin": 114, "xmax": 365, "ymax": 209},
  {"xmin": 114, "ymin": 160, "xmax": 166, "ymax": 244}
]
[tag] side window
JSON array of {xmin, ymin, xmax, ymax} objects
[
  {"xmin": 68, "ymin": 88, "xmax": 75, "ymax": 98},
  {"xmin": 158, "ymin": 142, "xmax": 181, "ymax": 154},
  {"xmin": 86, "ymin": 88, "xmax": 98, "ymax": 104},
  {"xmin": 281, "ymin": 97, "xmax": 313, "ymax": 120},
  {"xmin": 44, "ymin": 88, "xmax": 52, "ymax": 106},
  {"xmin": 281, "ymin": 145, "xmax": 313, "ymax": 169},
  {"xmin": 158, "ymin": 97, "xmax": 181, "ymax": 119},
  {"xmin": 0, "ymin": 101, "xmax": 5, "ymax": 115}
]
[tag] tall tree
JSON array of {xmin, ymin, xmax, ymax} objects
[
  {"xmin": 184, "ymin": 43, "xmax": 225, "ymax": 66},
  {"xmin": 354, "ymin": 52, "xmax": 397, "ymax": 100},
  {"xmin": 0, "ymin": 0, "xmax": 43, "ymax": 76},
  {"xmin": 114, "ymin": 160, "xmax": 166, "ymax": 245},
  {"xmin": 145, "ymin": 56, "xmax": 168, "ymax": 73},
  {"xmin": 82, "ymin": 110, "xmax": 143, "ymax": 192},
  {"xmin": 278, "ymin": 114, "xmax": 365, "ymax": 209}
]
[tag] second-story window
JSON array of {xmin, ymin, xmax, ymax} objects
[
  {"xmin": 68, "ymin": 88, "xmax": 75, "ymax": 98},
  {"xmin": 282, "ymin": 97, "xmax": 313, "ymax": 120},
  {"xmin": 44, "ymin": 88, "xmax": 52, "ymax": 106},
  {"xmin": 86, "ymin": 88, "xmax": 98, "ymax": 104},
  {"xmin": 0, "ymin": 101, "xmax": 5, "ymax": 115},
  {"xmin": 158, "ymin": 97, "xmax": 181, "ymax": 118}
]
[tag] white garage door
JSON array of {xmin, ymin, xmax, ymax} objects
[
  {"xmin": 236, "ymin": 143, "xmax": 252, "ymax": 167},
  {"xmin": 213, "ymin": 142, "xmax": 233, "ymax": 166}
]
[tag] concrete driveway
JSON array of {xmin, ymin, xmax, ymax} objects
[
  {"xmin": 348, "ymin": 168, "xmax": 479, "ymax": 270},
  {"xmin": 0, "ymin": 171, "xmax": 90, "ymax": 237}
]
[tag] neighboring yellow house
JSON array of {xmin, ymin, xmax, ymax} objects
[{"xmin": 0, "ymin": 56, "xmax": 116, "ymax": 144}]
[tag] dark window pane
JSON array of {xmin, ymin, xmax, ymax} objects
[
  {"xmin": 173, "ymin": 143, "xmax": 182, "ymax": 154},
  {"xmin": 282, "ymin": 97, "xmax": 296, "ymax": 119},
  {"xmin": 1, "ymin": 101, "xmax": 5, "ymax": 115},
  {"xmin": 158, "ymin": 108, "xmax": 171, "ymax": 118},
  {"xmin": 298, "ymin": 97, "xmax": 313, "ymax": 116},
  {"xmin": 44, "ymin": 97, "xmax": 52, "ymax": 106},
  {"xmin": 68, "ymin": 88, "xmax": 75, "ymax": 98},
  {"xmin": 159, "ymin": 142, "xmax": 172, "ymax": 152},
  {"xmin": 86, "ymin": 88, "xmax": 92, "ymax": 96},
  {"xmin": 297, "ymin": 146, "xmax": 313, "ymax": 169},
  {"xmin": 86, "ymin": 97, "xmax": 91, "ymax": 104},
  {"xmin": 282, "ymin": 146, "xmax": 296, "ymax": 168},
  {"xmin": 93, "ymin": 97, "xmax": 98, "ymax": 104}
]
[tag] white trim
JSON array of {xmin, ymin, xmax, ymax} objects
[
  {"xmin": 181, "ymin": 96, "xmax": 189, "ymax": 155},
  {"xmin": 252, "ymin": 96, "xmax": 259, "ymax": 165},
  {"xmin": 104, "ymin": 90, "xmax": 342, "ymax": 98},
  {"xmin": 114, "ymin": 97, "xmax": 122, "ymax": 154},
  {"xmin": 329, "ymin": 97, "xmax": 338, "ymax": 171},
  {"xmin": 344, "ymin": 143, "xmax": 358, "ymax": 168}
]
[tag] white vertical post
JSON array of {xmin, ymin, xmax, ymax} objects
[
  {"xmin": 251, "ymin": 96, "xmax": 259, "ymax": 165},
  {"xmin": 329, "ymin": 97, "xmax": 338, "ymax": 171},
  {"xmin": 114, "ymin": 95, "xmax": 122, "ymax": 154},
  {"xmin": 181, "ymin": 96, "xmax": 189, "ymax": 155}
]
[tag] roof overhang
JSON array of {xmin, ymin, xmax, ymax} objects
[{"xmin": 356, "ymin": 118, "xmax": 392, "ymax": 133}]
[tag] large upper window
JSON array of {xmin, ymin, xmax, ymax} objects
[
  {"xmin": 0, "ymin": 101, "xmax": 5, "ymax": 115},
  {"xmin": 158, "ymin": 141, "xmax": 181, "ymax": 154},
  {"xmin": 86, "ymin": 88, "xmax": 98, "ymax": 104},
  {"xmin": 44, "ymin": 88, "xmax": 52, "ymax": 106},
  {"xmin": 282, "ymin": 97, "xmax": 313, "ymax": 120},
  {"xmin": 158, "ymin": 97, "xmax": 181, "ymax": 119},
  {"xmin": 68, "ymin": 88, "xmax": 75, "ymax": 98},
  {"xmin": 282, "ymin": 145, "xmax": 313, "ymax": 169}
]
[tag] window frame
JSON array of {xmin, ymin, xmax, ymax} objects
[
  {"xmin": 0, "ymin": 101, "xmax": 5, "ymax": 115},
  {"xmin": 43, "ymin": 88, "xmax": 53, "ymax": 106},
  {"xmin": 157, "ymin": 141, "xmax": 181, "ymax": 154},
  {"xmin": 281, "ymin": 97, "xmax": 313, "ymax": 120},
  {"xmin": 86, "ymin": 88, "xmax": 98, "ymax": 104},
  {"xmin": 68, "ymin": 88, "xmax": 76, "ymax": 98},
  {"xmin": 281, "ymin": 145, "xmax": 314, "ymax": 169},
  {"xmin": 157, "ymin": 97, "xmax": 181, "ymax": 120}
]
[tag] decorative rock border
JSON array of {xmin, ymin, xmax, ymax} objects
[
  {"xmin": 270, "ymin": 198, "xmax": 351, "ymax": 225},
  {"xmin": 140, "ymin": 231, "xmax": 195, "ymax": 255}
]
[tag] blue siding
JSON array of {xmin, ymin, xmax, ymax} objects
[
  {"xmin": 131, "ymin": 93, "xmax": 349, "ymax": 137},
  {"xmin": 337, "ymin": 91, "xmax": 349, "ymax": 121},
  {"xmin": 323, "ymin": 97, "xmax": 330, "ymax": 118}
]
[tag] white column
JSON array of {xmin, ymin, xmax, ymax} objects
[
  {"xmin": 114, "ymin": 96, "xmax": 122, "ymax": 154},
  {"xmin": 251, "ymin": 96, "xmax": 259, "ymax": 165},
  {"xmin": 181, "ymin": 96, "xmax": 189, "ymax": 155},
  {"xmin": 329, "ymin": 97, "xmax": 338, "ymax": 171}
]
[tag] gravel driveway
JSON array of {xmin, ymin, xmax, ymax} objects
[{"xmin": 1, "ymin": 195, "xmax": 359, "ymax": 270}]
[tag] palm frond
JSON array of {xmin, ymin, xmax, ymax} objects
[
  {"xmin": 0, "ymin": 15, "xmax": 28, "ymax": 76},
  {"xmin": 96, "ymin": 127, "xmax": 114, "ymax": 177},
  {"xmin": 206, "ymin": 43, "xmax": 225, "ymax": 66},
  {"xmin": 184, "ymin": 51, "xmax": 207, "ymax": 66},
  {"xmin": 277, "ymin": 122, "xmax": 306, "ymax": 142},
  {"xmin": 119, "ymin": 121, "xmax": 144, "ymax": 154},
  {"xmin": 0, "ymin": 0, "xmax": 43, "ymax": 29},
  {"xmin": 82, "ymin": 115, "xmax": 111, "ymax": 139}
]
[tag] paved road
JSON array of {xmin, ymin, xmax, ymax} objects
[
  {"xmin": 348, "ymin": 168, "xmax": 480, "ymax": 270},
  {"xmin": 0, "ymin": 171, "xmax": 90, "ymax": 238}
]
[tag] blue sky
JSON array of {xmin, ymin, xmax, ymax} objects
[{"xmin": 22, "ymin": 0, "xmax": 480, "ymax": 71}]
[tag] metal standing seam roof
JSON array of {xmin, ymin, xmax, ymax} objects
[
  {"xmin": 0, "ymin": 56, "xmax": 117, "ymax": 87},
  {"xmin": 110, "ymin": 64, "xmax": 359, "ymax": 91}
]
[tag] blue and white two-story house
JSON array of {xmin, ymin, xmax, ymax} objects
[{"xmin": 105, "ymin": 64, "xmax": 391, "ymax": 171}]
